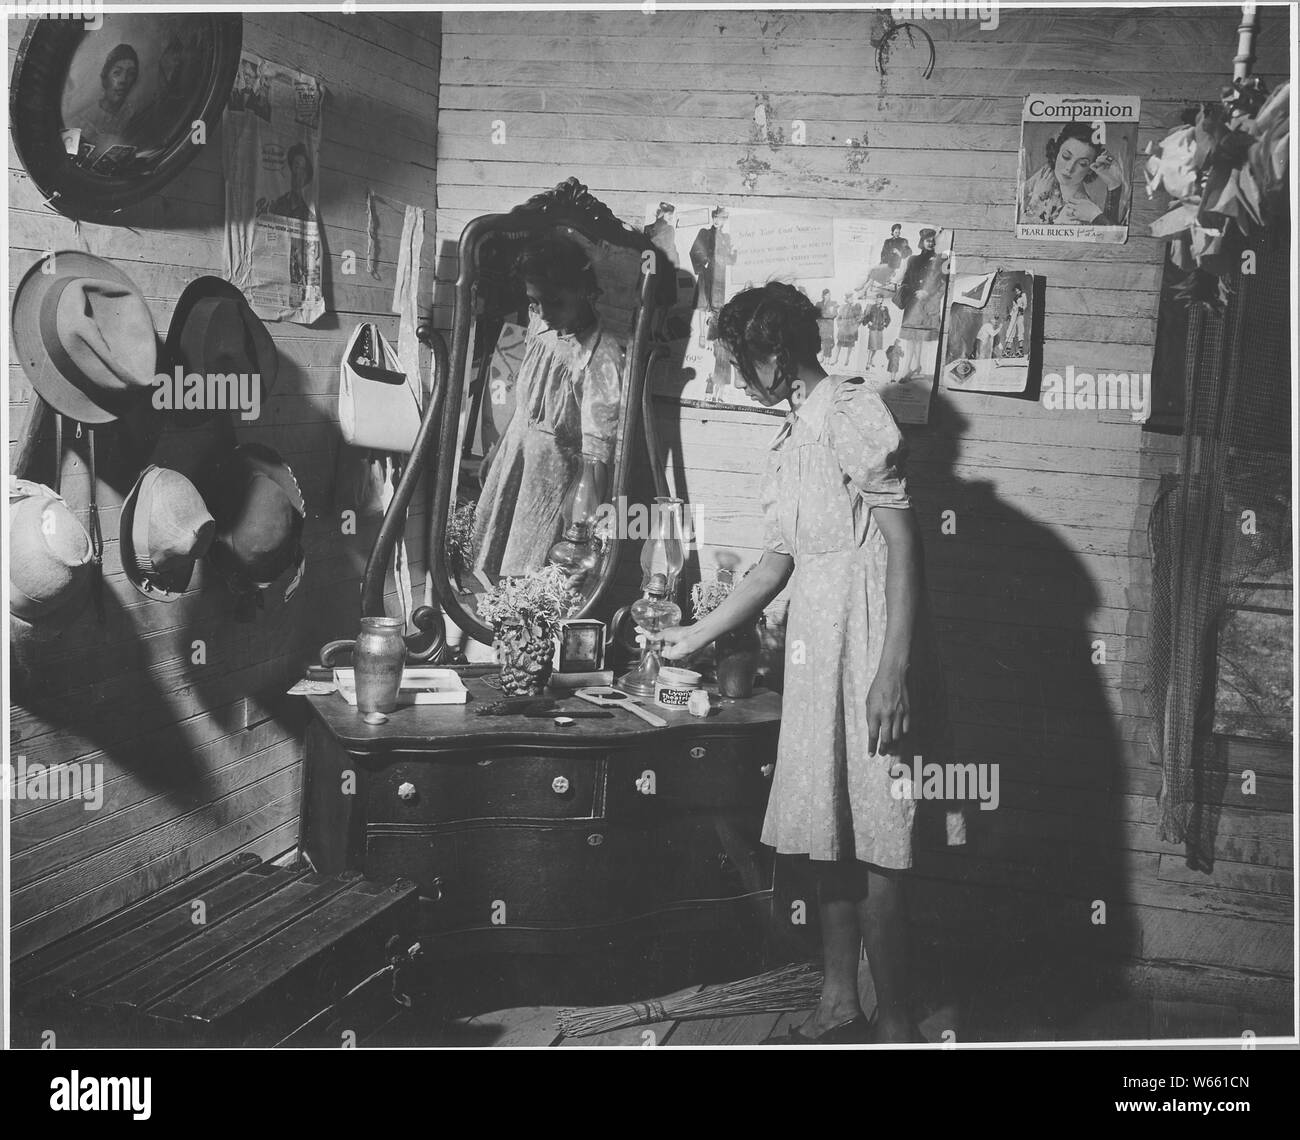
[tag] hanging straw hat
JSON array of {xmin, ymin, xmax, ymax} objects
[
  {"xmin": 11, "ymin": 251, "xmax": 158, "ymax": 424},
  {"xmin": 120, "ymin": 466, "xmax": 216, "ymax": 601},
  {"xmin": 9, "ymin": 478, "xmax": 94, "ymax": 635},
  {"xmin": 198, "ymin": 443, "xmax": 306, "ymax": 600}
]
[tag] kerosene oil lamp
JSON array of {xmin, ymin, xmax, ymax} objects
[
  {"xmin": 617, "ymin": 496, "xmax": 685, "ymax": 697},
  {"xmin": 547, "ymin": 457, "xmax": 603, "ymax": 579}
]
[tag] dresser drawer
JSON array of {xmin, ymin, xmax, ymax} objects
[
  {"xmin": 630, "ymin": 814, "xmax": 773, "ymax": 908},
  {"xmin": 368, "ymin": 751, "xmax": 601, "ymax": 825},
  {"xmin": 608, "ymin": 736, "xmax": 775, "ymax": 817},
  {"xmin": 365, "ymin": 824, "xmax": 639, "ymax": 930}
]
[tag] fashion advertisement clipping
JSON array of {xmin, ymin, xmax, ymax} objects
[
  {"xmin": 940, "ymin": 269, "xmax": 1035, "ymax": 394},
  {"xmin": 1016, "ymin": 94, "xmax": 1140, "ymax": 245},
  {"xmin": 644, "ymin": 201, "xmax": 955, "ymax": 425},
  {"xmin": 222, "ymin": 52, "xmax": 325, "ymax": 324}
]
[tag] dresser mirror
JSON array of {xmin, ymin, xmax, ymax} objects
[{"xmin": 429, "ymin": 178, "xmax": 659, "ymax": 646}]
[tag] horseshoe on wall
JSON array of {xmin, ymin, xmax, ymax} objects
[{"xmin": 874, "ymin": 21, "xmax": 937, "ymax": 80}]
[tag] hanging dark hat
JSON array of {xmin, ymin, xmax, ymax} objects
[
  {"xmin": 11, "ymin": 251, "xmax": 158, "ymax": 424},
  {"xmin": 199, "ymin": 443, "xmax": 306, "ymax": 602},
  {"xmin": 120, "ymin": 466, "xmax": 216, "ymax": 601},
  {"xmin": 163, "ymin": 277, "xmax": 279, "ymax": 421},
  {"xmin": 9, "ymin": 478, "xmax": 95, "ymax": 635}
]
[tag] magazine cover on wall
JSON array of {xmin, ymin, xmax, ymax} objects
[
  {"xmin": 1017, "ymin": 94, "xmax": 1140, "ymax": 244},
  {"xmin": 643, "ymin": 201, "xmax": 954, "ymax": 425},
  {"xmin": 940, "ymin": 269, "xmax": 1036, "ymax": 395},
  {"xmin": 222, "ymin": 52, "xmax": 325, "ymax": 324}
]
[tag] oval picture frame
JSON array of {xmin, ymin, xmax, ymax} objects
[{"xmin": 10, "ymin": 13, "xmax": 242, "ymax": 223}]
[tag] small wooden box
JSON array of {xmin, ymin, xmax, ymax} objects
[{"xmin": 12, "ymin": 855, "xmax": 418, "ymax": 1048}]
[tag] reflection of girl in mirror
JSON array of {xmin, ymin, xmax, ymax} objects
[
  {"xmin": 472, "ymin": 235, "xmax": 624, "ymax": 579},
  {"xmin": 68, "ymin": 44, "xmax": 140, "ymax": 147},
  {"xmin": 1021, "ymin": 122, "xmax": 1129, "ymax": 226}
]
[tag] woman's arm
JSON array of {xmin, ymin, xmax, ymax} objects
[
  {"xmin": 661, "ymin": 551, "xmax": 794, "ymax": 660},
  {"xmin": 867, "ymin": 505, "xmax": 922, "ymax": 754}
]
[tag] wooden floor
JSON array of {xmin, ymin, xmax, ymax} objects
[{"xmin": 350, "ymin": 961, "xmax": 1296, "ymax": 1048}]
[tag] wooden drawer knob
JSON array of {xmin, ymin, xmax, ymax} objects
[
  {"xmin": 551, "ymin": 776, "xmax": 570, "ymax": 795},
  {"xmin": 397, "ymin": 781, "xmax": 418, "ymax": 801}
]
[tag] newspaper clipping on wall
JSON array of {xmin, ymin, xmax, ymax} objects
[
  {"xmin": 643, "ymin": 201, "xmax": 955, "ymax": 425},
  {"xmin": 222, "ymin": 52, "xmax": 325, "ymax": 324},
  {"xmin": 940, "ymin": 269, "xmax": 1035, "ymax": 395},
  {"xmin": 1016, "ymin": 94, "xmax": 1140, "ymax": 245}
]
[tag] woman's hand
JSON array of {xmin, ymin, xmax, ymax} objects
[
  {"xmin": 1057, "ymin": 196, "xmax": 1103, "ymax": 225},
  {"xmin": 659, "ymin": 625, "xmax": 702, "ymax": 662},
  {"xmin": 865, "ymin": 666, "xmax": 910, "ymax": 756},
  {"xmin": 1090, "ymin": 149, "xmax": 1126, "ymax": 192}
]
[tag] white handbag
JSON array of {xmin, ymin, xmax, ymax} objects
[{"xmin": 339, "ymin": 322, "xmax": 421, "ymax": 453}]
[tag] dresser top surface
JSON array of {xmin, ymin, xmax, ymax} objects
[{"xmin": 305, "ymin": 678, "xmax": 782, "ymax": 753}]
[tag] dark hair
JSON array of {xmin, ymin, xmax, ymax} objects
[
  {"xmin": 513, "ymin": 235, "xmax": 600, "ymax": 297},
  {"xmin": 100, "ymin": 44, "xmax": 139, "ymax": 87},
  {"xmin": 716, "ymin": 282, "xmax": 820, "ymax": 394},
  {"xmin": 1045, "ymin": 122, "xmax": 1102, "ymax": 165},
  {"xmin": 890, "ymin": 224, "xmax": 902, "ymax": 234},
  {"xmin": 286, "ymin": 143, "xmax": 314, "ymax": 185}
]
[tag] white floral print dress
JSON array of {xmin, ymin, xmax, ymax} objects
[{"xmin": 759, "ymin": 374, "xmax": 921, "ymax": 868}]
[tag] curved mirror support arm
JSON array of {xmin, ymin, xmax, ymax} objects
[
  {"xmin": 426, "ymin": 179, "xmax": 660, "ymax": 647},
  {"xmin": 357, "ymin": 327, "xmax": 449, "ymax": 664},
  {"xmin": 643, "ymin": 345, "xmax": 672, "ymax": 501}
]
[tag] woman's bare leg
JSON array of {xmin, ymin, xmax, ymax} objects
[
  {"xmin": 858, "ymin": 864, "xmax": 924, "ymax": 1042},
  {"xmin": 798, "ymin": 861, "xmax": 867, "ymax": 1034}
]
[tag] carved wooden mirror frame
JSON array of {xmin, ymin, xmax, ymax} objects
[{"xmin": 428, "ymin": 178, "xmax": 658, "ymax": 647}]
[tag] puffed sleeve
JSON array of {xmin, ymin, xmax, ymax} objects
[
  {"xmin": 827, "ymin": 380, "xmax": 911, "ymax": 510},
  {"xmin": 580, "ymin": 336, "xmax": 624, "ymax": 463}
]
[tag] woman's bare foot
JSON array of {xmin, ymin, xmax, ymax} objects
[{"xmin": 796, "ymin": 999, "xmax": 864, "ymax": 1038}]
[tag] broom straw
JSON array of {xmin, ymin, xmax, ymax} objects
[{"xmin": 557, "ymin": 963, "xmax": 824, "ymax": 1038}]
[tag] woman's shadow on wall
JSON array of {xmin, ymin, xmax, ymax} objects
[{"xmin": 901, "ymin": 390, "xmax": 1139, "ymax": 1042}]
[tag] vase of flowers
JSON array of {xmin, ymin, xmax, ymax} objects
[
  {"xmin": 692, "ymin": 568, "xmax": 764, "ymax": 699},
  {"xmin": 476, "ymin": 564, "xmax": 581, "ymax": 696}
]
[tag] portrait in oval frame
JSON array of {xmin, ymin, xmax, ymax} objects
[{"xmin": 10, "ymin": 13, "xmax": 242, "ymax": 223}]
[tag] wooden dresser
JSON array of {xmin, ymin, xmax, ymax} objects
[{"xmin": 298, "ymin": 681, "xmax": 782, "ymax": 971}]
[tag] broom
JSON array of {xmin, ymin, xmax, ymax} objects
[{"xmin": 557, "ymin": 963, "xmax": 824, "ymax": 1037}]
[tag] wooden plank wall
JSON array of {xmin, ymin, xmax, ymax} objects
[
  {"xmin": 434, "ymin": 6, "xmax": 1293, "ymax": 1016},
  {"xmin": 7, "ymin": 11, "xmax": 443, "ymax": 958}
]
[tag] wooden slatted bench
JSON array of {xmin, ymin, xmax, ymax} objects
[{"xmin": 12, "ymin": 854, "xmax": 419, "ymax": 1048}]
